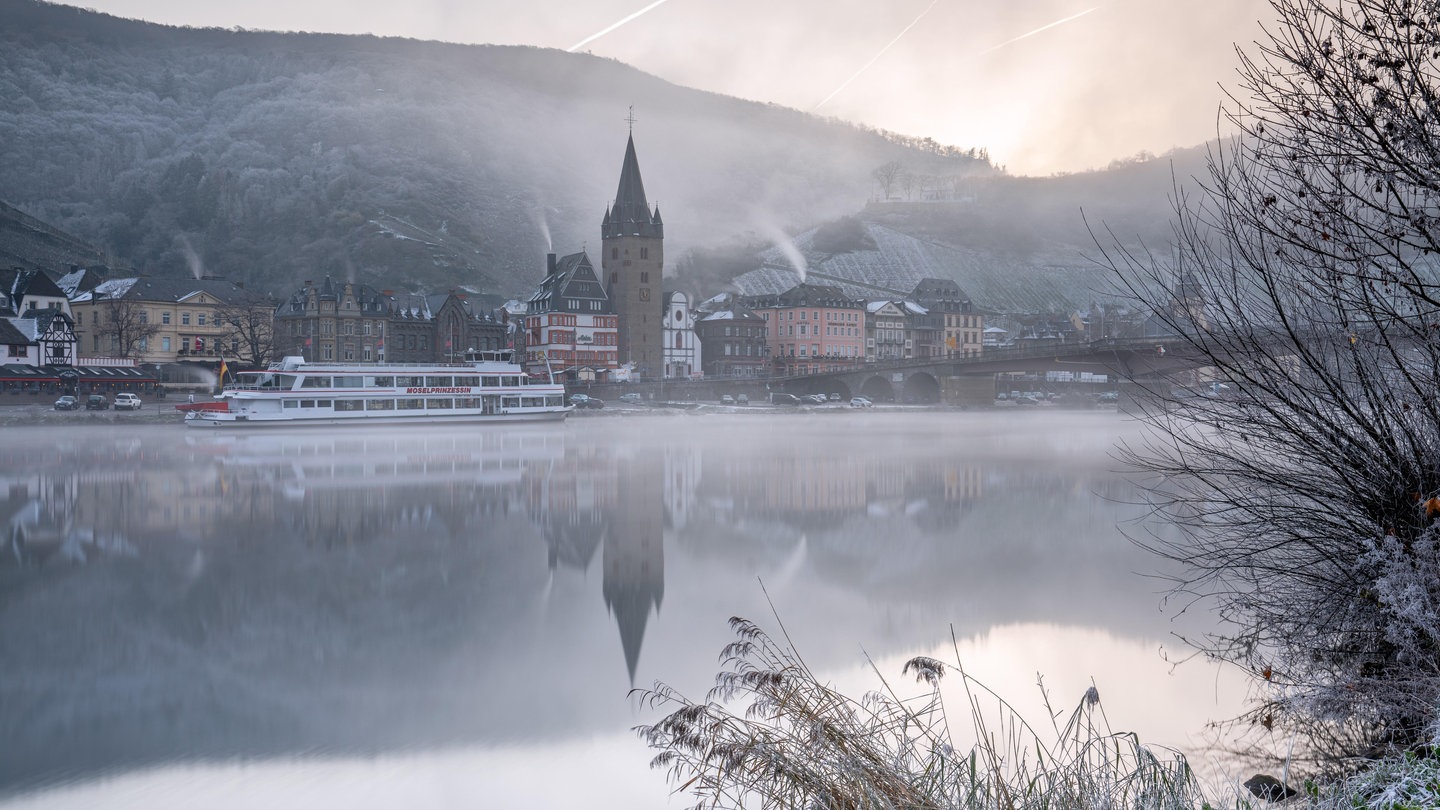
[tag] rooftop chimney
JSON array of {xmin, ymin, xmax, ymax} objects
[{"xmin": 547, "ymin": 253, "xmax": 557, "ymax": 276}]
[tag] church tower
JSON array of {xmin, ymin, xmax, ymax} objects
[{"xmin": 601, "ymin": 132, "xmax": 664, "ymax": 378}]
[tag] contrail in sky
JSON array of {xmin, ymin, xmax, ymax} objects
[
  {"xmin": 813, "ymin": 0, "xmax": 939, "ymax": 111},
  {"xmin": 977, "ymin": 7, "xmax": 1098, "ymax": 56},
  {"xmin": 568, "ymin": 0, "xmax": 675, "ymax": 52}
]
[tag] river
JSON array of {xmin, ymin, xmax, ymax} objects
[{"xmin": 0, "ymin": 409, "xmax": 1247, "ymax": 808}]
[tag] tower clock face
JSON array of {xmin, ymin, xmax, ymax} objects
[{"xmin": 639, "ymin": 289, "xmax": 650, "ymax": 301}]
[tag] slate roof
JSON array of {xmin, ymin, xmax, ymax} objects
[
  {"xmin": 55, "ymin": 266, "xmax": 109, "ymax": 297},
  {"xmin": 0, "ymin": 318, "xmax": 30, "ymax": 345},
  {"xmin": 0, "ymin": 267, "xmax": 66, "ymax": 311},
  {"xmin": 275, "ymin": 278, "xmax": 394, "ymax": 317},
  {"xmin": 602, "ymin": 135, "xmax": 663, "ymax": 240},
  {"xmin": 527, "ymin": 252, "xmax": 612, "ymax": 314},
  {"xmin": 736, "ymin": 221, "xmax": 1131, "ymax": 315},
  {"xmin": 73, "ymin": 276, "xmax": 251, "ymax": 305}
]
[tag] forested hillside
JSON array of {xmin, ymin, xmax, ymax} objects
[{"xmin": 0, "ymin": 1, "xmax": 993, "ymax": 297}]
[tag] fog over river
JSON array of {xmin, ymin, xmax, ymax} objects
[{"xmin": 0, "ymin": 411, "xmax": 1247, "ymax": 808}]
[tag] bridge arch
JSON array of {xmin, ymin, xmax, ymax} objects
[
  {"xmin": 902, "ymin": 372, "xmax": 941, "ymax": 404},
  {"xmin": 859, "ymin": 376, "xmax": 894, "ymax": 402}
]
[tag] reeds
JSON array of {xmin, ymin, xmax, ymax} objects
[{"xmin": 633, "ymin": 617, "xmax": 1211, "ymax": 810}]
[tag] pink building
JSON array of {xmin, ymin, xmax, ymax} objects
[{"xmin": 746, "ymin": 283, "xmax": 865, "ymax": 376}]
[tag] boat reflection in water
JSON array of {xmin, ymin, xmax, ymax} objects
[{"xmin": 0, "ymin": 414, "xmax": 1245, "ymax": 809}]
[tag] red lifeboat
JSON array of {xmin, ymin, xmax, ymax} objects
[{"xmin": 175, "ymin": 400, "xmax": 230, "ymax": 413}]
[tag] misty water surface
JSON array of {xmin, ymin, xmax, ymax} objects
[{"xmin": 0, "ymin": 411, "xmax": 1245, "ymax": 809}]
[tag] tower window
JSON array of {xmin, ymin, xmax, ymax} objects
[
  {"xmin": 640, "ymin": 272, "xmax": 649, "ymax": 283},
  {"xmin": 612, "ymin": 248, "xmax": 619, "ymax": 259},
  {"xmin": 640, "ymin": 247, "xmax": 649, "ymax": 260}
]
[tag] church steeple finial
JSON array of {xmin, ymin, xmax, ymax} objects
[{"xmin": 626, "ymin": 105, "xmax": 636, "ymax": 133}]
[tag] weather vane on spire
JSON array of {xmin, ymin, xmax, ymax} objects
[{"xmin": 626, "ymin": 105, "xmax": 637, "ymax": 133}]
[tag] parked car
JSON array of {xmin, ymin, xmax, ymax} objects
[
  {"xmin": 736, "ymin": 394, "xmax": 749, "ymax": 405},
  {"xmin": 770, "ymin": 393, "xmax": 801, "ymax": 406},
  {"xmin": 828, "ymin": 393, "xmax": 841, "ymax": 401},
  {"xmin": 113, "ymin": 393, "xmax": 142, "ymax": 411},
  {"xmin": 619, "ymin": 393, "xmax": 645, "ymax": 404},
  {"xmin": 85, "ymin": 394, "xmax": 109, "ymax": 410},
  {"xmin": 1013, "ymin": 395, "xmax": 1040, "ymax": 406},
  {"xmin": 849, "ymin": 396, "xmax": 873, "ymax": 408},
  {"xmin": 1098, "ymin": 391, "xmax": 1119, "ymax": 404},
  {"xmin": 53, "ymin": 395, "xmax": 78, "ymax": 411},
  {"xmin": 720, "ymin": 394, "xmax": 735, "ymax": 405},
  {"xmin": 804, "ymin": 394, "xmax": 828, "ymax": 404},
  {"xmin": 569, "ymin": 394, "xmax": 604, "ymax": 409}
]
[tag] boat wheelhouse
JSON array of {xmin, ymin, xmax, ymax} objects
[{"xmin": 183, "ymin": 351, "xmax": 571, "ymax": 428}]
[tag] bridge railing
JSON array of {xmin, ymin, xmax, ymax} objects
[{"xmin": 761, "ymin": 336, "xmax": 1192, "ymax": 382}]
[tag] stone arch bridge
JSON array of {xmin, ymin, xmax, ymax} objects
[{"xmin": 769, "ymin": 336, "xmax": 1202, "ymax": 405}]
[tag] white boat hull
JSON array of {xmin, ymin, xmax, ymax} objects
[{"xmin": 185, "ymin": 407, "xmax": 573, "ymax": 429}]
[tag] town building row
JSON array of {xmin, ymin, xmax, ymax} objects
[{"xmin": 12, "ymin": 129, "xmax": 1190, "ymax": 400}]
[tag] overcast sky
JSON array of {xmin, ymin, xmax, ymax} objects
[{"xmin": 74, "ymin": 0, "xmax": 1274, "ymax": 176}]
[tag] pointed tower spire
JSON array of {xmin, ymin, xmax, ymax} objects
[{"xmin": 610, "ymin": 134, "xmax": 653, "ymax": 236}]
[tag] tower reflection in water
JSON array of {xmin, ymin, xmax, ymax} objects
[{"xmin": 0, "ymin": 415, "xmax": 1163, "ymax": 801}]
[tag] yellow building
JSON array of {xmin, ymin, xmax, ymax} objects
[{"xmin": 70, "ymin": 276, "xmax": 273, "ymax": 366}]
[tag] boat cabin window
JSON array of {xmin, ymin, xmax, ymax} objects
[
  {"xmin": 334, "ymin": 376, "xmax": 363, "ymax": 388},
  {"xmin": 426, "ymin": 398, "xmax": 454, "ymax": 409},
  {"xmin": 300, "ymin": 376, "xmax": 332, "ymax": 388},
  {"xmin": 395, "ymin": 375, "xmax": 422, "ymax": 387},
  {"xmin": 482, "ymin": 376, "xmax": 500, "ymax": 387},
  {"xmin": 426, "ymin": 376, "xmax": 453, "ymax": 387},
  {"xmin": 283, "ymin": 400, "xmax": 299, "ymax": 408},
  {"xmin": 335, "ymin": 400, "xmax": 363, "ymax": 412},
  {"xmin": 503, "ymin": 376, "xmax": 520, "ymax": 387},
  {"xmin": 371, "ymin": 376, "xmax": 395, "ymax": 387},
  {"xmin": 397, "ymin": 398, "xmax": 424, "ymax": 410},
  {"xmin": 366, "ymin": 400, "xmax": 395, "ymax": 411},
  {"xmin": 455, "ymin": 376, "xmax": 479, "ymax": 387}
]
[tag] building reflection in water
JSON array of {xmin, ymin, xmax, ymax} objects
[
  {"xmin": 1, "ymin": 415, "xmax": 1176, "ymax": 800},
  {"xmin": 3, "ymin": 425, "xmax": 1040, "ymax": 689}
]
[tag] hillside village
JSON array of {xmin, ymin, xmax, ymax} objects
[{"xmin": 0, "ymin": 131, "xmax": 1185, "ymax": 406}]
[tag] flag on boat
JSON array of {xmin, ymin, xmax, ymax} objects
[{"xmin": 218, "ymin": 358, "xmax": 229, "ymax": 384}]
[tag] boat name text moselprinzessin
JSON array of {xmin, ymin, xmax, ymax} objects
[{"xmin": 404, "ymin": 387, "xmax": 474, "ymax": 395}]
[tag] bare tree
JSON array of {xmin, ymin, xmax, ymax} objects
[
  {"xmin": 1097, "ymin": 0, "xmax": 1440, "ymax": 769},
  {"xmin": 93, "ymin": 293, "xmax": 160, "ymax": 359},
  {"xmin": 213, "ymin": 292, "xmax": 277, "ymax": 367},
  {"xmin": 871, "ymin": 160, "xmax": 903, "ymax": 200}
]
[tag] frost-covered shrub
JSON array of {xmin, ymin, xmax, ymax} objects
[
  {"xmin": 1313, "ymin": 747, "xmax": 1440, "ymax": 810},
  {"xmin": 1097, "ymin": 0, "xmax": 1440, "ymax": 766},
  {"xmin": 633, "ymin": 617, "xmax": 1207, "ymax": 810}
]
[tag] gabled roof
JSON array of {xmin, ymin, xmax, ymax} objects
[
  {"xmin": 0, "ymin": 318, "xmax": 30, "ymax": 345},
  {"xmin": 55, "ymin": 266, "xmax": 108, "ymax": 297},
  {"xmin": 528, "ymin": 252, "xmax": 612, "ymax": 315},
  {"xmin": 866, "ymin": 299, "xmax": 927, "ymax": 315},
  {"xmin": 1, "ymin": 267, "xmax": 66, "ymax": 309}
]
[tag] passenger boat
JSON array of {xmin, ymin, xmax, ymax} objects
[{"xmin": 183, "ymin": 351, "xmax": 572, "ymax": 429}]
